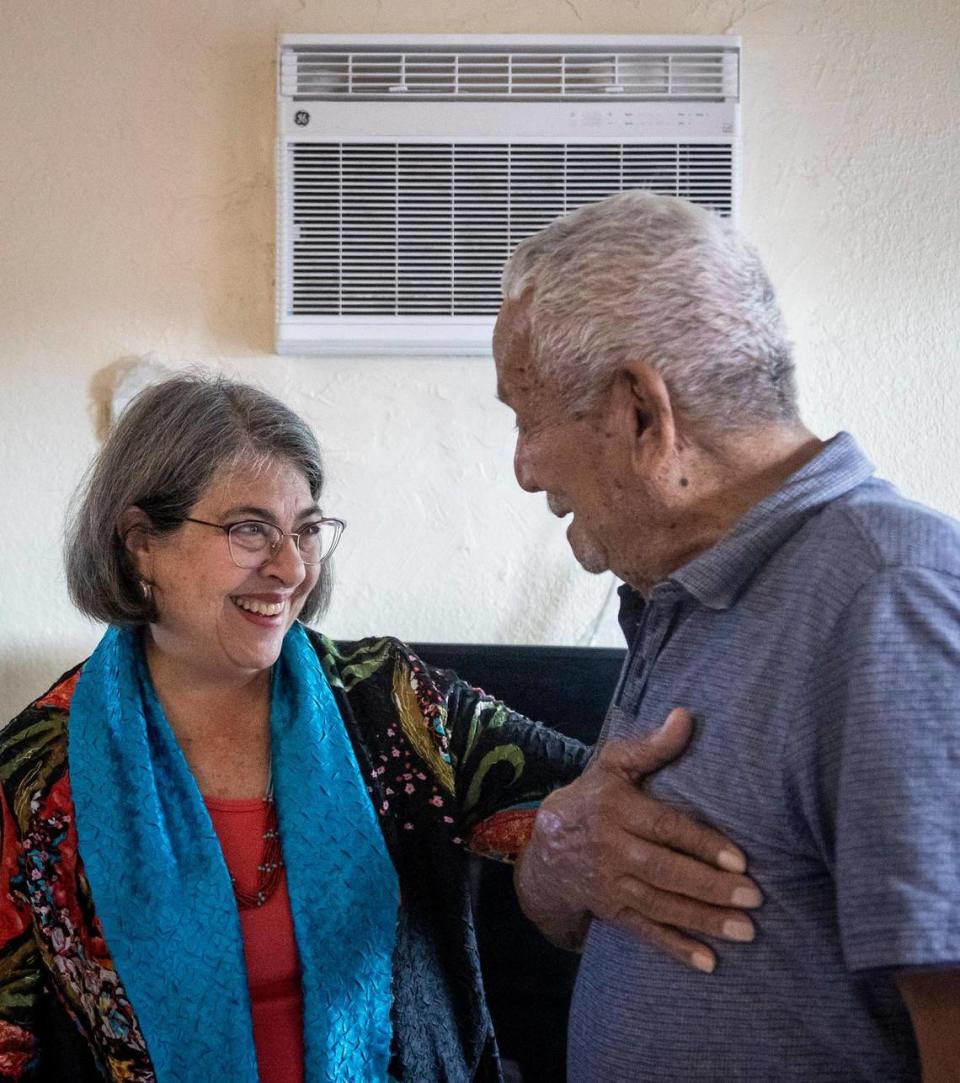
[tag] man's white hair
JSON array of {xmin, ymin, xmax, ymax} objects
[{"xmin": 501, "ymin": 191, "xmax": 798, "ymax": 435}]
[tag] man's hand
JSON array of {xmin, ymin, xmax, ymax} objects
[{"xmin": 513, "ymin": 707, "xmax": 762, "ymax": 972}]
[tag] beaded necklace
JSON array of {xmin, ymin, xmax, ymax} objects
[{"xmin": 231, "ymin": 771, "xmax": 284, "ymax": 910}]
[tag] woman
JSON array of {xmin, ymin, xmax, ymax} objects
[{"xmin": 0, "ymin": 375, "xmax": 750, "ymax": 1082}]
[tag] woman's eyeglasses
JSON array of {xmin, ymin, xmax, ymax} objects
[{"xmin": 182, "ymin": 517, "xmax": 345, "ymax": 568}]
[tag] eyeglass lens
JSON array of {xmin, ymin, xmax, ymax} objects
[{"xmin": 226, "ymin": 521, "xmax": 341, "ymax": 567}]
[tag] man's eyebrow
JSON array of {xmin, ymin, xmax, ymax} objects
[{"xmin": 220, "ymin": 504, "xmax": 322, "ymax": 522}]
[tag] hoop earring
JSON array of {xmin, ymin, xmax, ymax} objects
[{"xmin": 138, "ymin": 578, "xmax": 153, "ymax": 603}]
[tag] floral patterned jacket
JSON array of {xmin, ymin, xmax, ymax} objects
[{"xmin": 0, "ymin": 631, "xmax": 589, "ymax": 1082}]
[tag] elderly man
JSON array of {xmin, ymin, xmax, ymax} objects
[{"xmin": 496, "ymin": 192, "xmax": 960, "ymax": 1082}]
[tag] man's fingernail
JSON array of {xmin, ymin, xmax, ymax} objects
[
  {"xmin": 691, "ymin": 950, "xmax": 715, "ymax": 973},
  {"xmin": 722, "ymin": 918, "xmax": 755, "ymax": 942},
  {"xmin": 717, "ymin": 848, "xmax": 746, "ymax": 873},
  {"xmin": 732, "ymin": 886, "xmax": 763, "ymax": 908}
]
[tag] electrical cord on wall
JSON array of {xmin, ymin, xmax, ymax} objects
[{"xmin": 577, "ymin": 573, "xmax": 621, "ymax": 648}]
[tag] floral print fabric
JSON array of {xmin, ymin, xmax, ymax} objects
[{"xmin": 0, "ymin": 632, "xmax": 589, "ymax": 1081}]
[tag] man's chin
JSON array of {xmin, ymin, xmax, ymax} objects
[{"xmin": 568, "ymin": 531, "xmax": 609, "ymax": 575}]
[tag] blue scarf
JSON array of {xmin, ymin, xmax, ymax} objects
[{"xmin": 69, "ymin": 623, "xmax": 399, "ymax": 1082}]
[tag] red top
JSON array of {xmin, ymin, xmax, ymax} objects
[{"xmin": 205, "ymin": 796, "xmax": 304, "ymax": 1083}]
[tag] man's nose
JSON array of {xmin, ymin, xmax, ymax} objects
[{"xmin": 513, "ymin": 439, "xmax": 541, "ymax": 494}]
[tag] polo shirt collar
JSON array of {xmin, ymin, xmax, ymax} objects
[{"xmin": 668, "ymin": 432, "xmax": 875, "ymax": 611}]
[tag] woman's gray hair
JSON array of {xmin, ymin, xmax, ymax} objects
[
  {"xmin": 501, "ymin": 191, "xmax": 798, "ymax": 435},
  {"xmin": 66, "ymin": 373, "xmax": 331, "ymax": 625}
]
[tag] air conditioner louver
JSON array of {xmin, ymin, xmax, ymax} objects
[
  {"xmin": 289, "ymin": 142, "xmax": 734, "ymax": 318},
  {"xmin": 276, "ymin": 35, "xmax": 742, "ymax": 356},
  {"xmin": 281, "ymin": 48, "xmax": 738, "ymax": 101}
]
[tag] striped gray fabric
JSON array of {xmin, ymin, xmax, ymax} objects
[{"xmin": 568, "ymin": 433, "xmax": 960, "ymax": 1082}]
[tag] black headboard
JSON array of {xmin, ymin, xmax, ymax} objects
[
  {"xmin": 411, "ymin": 642, "xmax": 625, "ymax": 1083},
  {"xmin": 410, "ymin": 642, "xmax": 625, "ymax": 745}
]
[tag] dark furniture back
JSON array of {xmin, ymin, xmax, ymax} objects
[{"xmin": 412, "ymin": 643, "xmax": 625, "ymax": 1083}]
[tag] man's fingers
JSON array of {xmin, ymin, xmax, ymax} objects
[
  {"xmin": 598, "ymin": 713, "xmax": 750, "ymax": 875},
  {"xmin": 599, "ymin": 708, "xmax": 694, "ymax": 783},
  {"xmin": 610, "ymin": 911, "xmax": 718, "ymax": 974},
  {"xmin": 614, "ymin": 831, "xmax": 762, "ymax": 908},
  {"xmin": 620, "ymin": 789, "xmax": 750, "ymax": 876},
  {"xmin": 611, "ymin": 877, "xmax": 757, "ymax": 942}
]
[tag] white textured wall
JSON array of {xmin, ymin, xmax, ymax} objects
[{"xmin": 2, "ymin": 0, "xmax": 959, "ymax": 718}]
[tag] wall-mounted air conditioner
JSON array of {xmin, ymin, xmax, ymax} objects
[{"xmin": 276, "ymin": 34, "xmax": 741, "ymax": 356}]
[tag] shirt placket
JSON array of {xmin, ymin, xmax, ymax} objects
[{"xmin": 598, "ymin": 584, "xmax": 687, "ymax": 747}]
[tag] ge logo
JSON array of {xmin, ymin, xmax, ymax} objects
[{"xmin": 294, "ymin": 110, "xmax": 310, "ymax": 127}]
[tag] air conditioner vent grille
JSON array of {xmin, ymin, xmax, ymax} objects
[
  {"xmin": 286, "ymin": 142, "xmax": 734, "ymax": 317},
  {"xmin": 281, "ymin": 49, "xmax": 738, "ymax": 101}
]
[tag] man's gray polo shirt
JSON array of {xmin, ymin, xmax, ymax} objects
[{"xmin": 568, "ymin": 433, "xmax": 960, "ymax": 1082}]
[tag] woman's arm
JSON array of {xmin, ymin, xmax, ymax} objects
[{"xmin": 314, "ymin": 633, "xmax": 761, "ymax": 970}]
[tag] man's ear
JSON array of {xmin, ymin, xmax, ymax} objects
[
  {"xmin": 117, "ymin": 506, "xmax": 155, "ymax": 581},
  {"xmin": 615, "ymin": 361, "xmax": 677, "ymax": 472}
]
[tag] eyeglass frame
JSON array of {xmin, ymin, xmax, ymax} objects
[{"xmin": 181, "ymin": 515, "xmax": 346, "ymax": 567}]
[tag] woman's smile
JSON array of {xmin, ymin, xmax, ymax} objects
[{"xmin": 231, "ymin": 594, "xmax": 288, "ymax": 622}]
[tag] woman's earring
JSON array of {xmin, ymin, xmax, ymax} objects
[{"xmin": 138, "ymin": 578, "xmax": 153, "ymax": 602}]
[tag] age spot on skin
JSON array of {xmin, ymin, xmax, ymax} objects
[{"xmin": 680, "ymin": 477, "xmax": 689, "ymax": 487}]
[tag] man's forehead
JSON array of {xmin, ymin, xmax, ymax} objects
[
  {"xmin": 495, "ymin": 354, "xmax": 538, "ymax": 405},
  {"xmin": 494, "ymin": 297, "xmax": 522, "ymax": 348},
  {"xmin": 494, "ymin": 297, "xmax": 539, "ymax": 400}
]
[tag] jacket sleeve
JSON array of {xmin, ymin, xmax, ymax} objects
[
  {"xmin": 438, "ymin": 672, "xmax": 591, "ymax": 859},
  {"xmin": 0, "ymin": 785, "xmax": 41, "ymax": 1081},
  {"xmin": 311, "ymin": 632, "xmax": 592, "ymax": 862}
]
